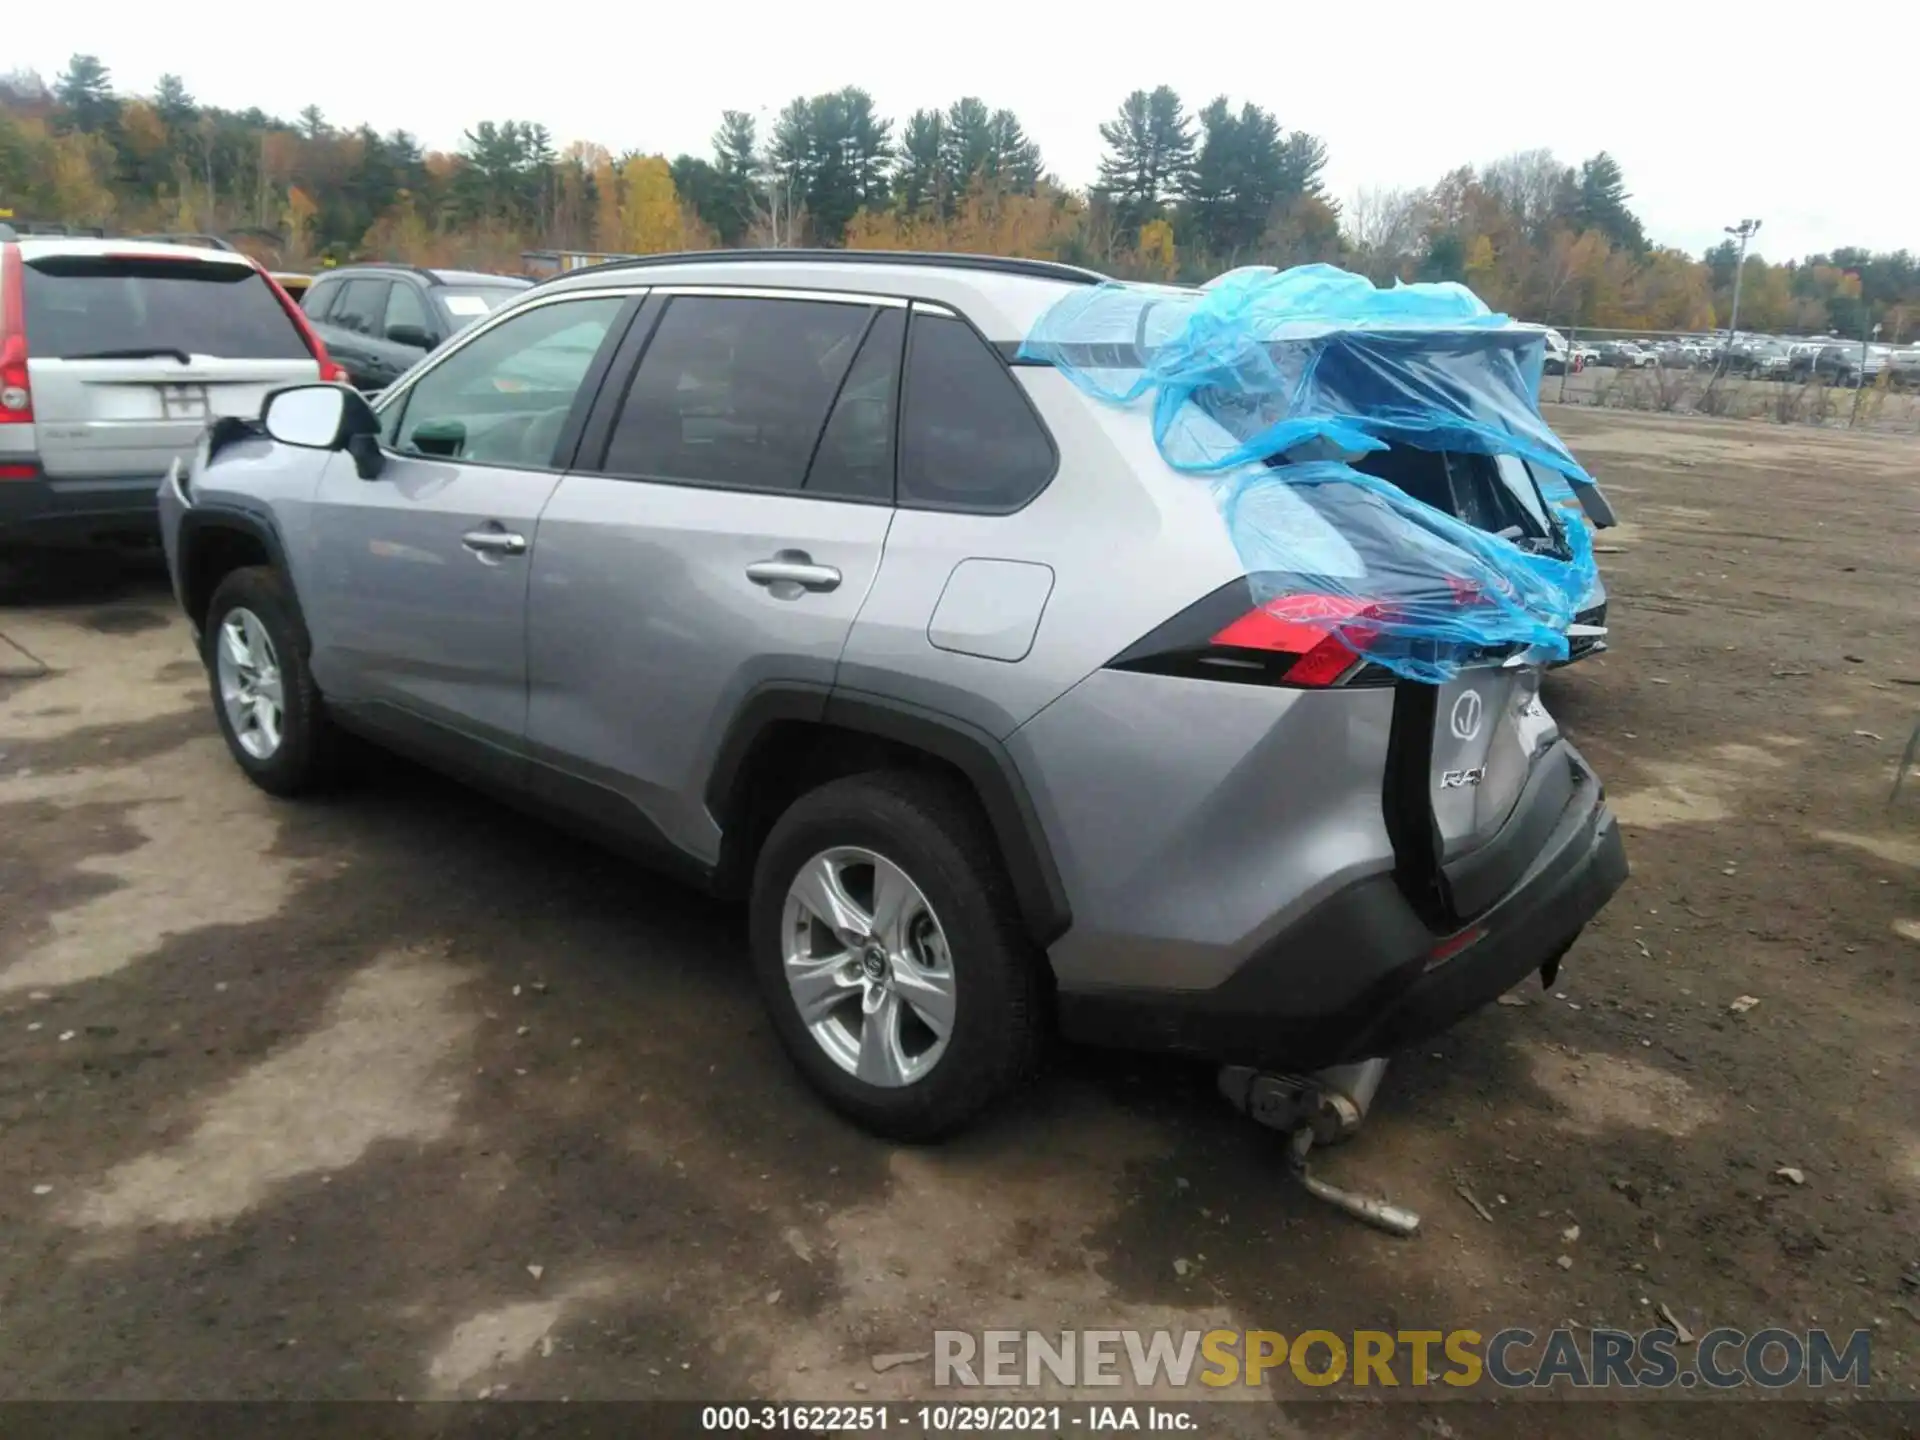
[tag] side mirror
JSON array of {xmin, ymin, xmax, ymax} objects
[
  {"xmin": 261, "ymin": 383, "xmax": 384, "ymax": 479},
  {"xmin": 262, "ymin": 384, "xmax": 350, "ymax": 448},
  {"xmin": 386, "ymin": 323, "xmax": 434, "ymax": 350}
]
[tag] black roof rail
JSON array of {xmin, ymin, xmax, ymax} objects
[
  {"xmin": 317, "ymin": 261, "xmax": 444, "ymax": 284},
  {"xmin": 539, "ymin": 248, "xmax": 1111, "ymax": 288}
]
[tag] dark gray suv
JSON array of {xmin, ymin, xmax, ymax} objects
[{"xmin": 302, "ymin": 265, "xmax": 530, "ymax": 393}]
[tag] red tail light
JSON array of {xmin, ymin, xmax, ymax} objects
[
  {"xmin": 1212, "ymin": 594, "xmax": 1383, "ymax": 688},
  {"xmin": 255, "ymin": 261, "xmax": 347, "ymax": 384},
  {"xmin": 0, "ymin": 243, "xmax": 32, "ymax": 427},
  {"xmin": 1107, "ymin": 581, "xmax": 1392, "ymax": 690}
]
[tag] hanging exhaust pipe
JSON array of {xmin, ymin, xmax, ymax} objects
[{"xmin": 1219, "ymin": 1058, "xmax": 1420, "ymax": 1238}]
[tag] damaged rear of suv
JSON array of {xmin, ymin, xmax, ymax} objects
[
  {"xmin": 1013, "ymin": 273, "xmax": 1628, "ymax": 1084},
  {"xmin": 162, "ymin": 252, "xmax": 1625, "ymax": 1162}
]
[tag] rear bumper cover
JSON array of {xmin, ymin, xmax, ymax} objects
[
  {"xmin": 1055, "ymin": 750, "xmax": 1628, "ymax": 1071},
  {"xmin": 0, "ymin": 473, "xmax": 163, "ymax": 548}
]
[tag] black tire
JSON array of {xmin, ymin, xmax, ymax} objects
[
  {"xmin": 749, "ymin": 770, "xmax": 1047, "ymax": 1141},
  {"xmin": 202, "ymin": 565, "xmax": 340, "ymax": 797}
]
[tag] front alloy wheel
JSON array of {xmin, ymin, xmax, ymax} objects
[
  {"xmin": 782, "ymin": 846, "xmax": 956, "ymax": 1088},
  {"xmin": 215, "ymin": 607, "xmax": 285, "ymax": 760},
  {"xmin": 202, "ymin": 565, "xmax": 340, "ymax": 796}
]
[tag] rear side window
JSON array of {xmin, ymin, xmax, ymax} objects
[
  {"xmin": 329, "ymin": 279, "xmax": 389, "ymax": 337},
  {"xmin": 21, "ymin": 255, "xmax": 310, "ymax": 360},
  {"xmin": 898, "ymin": 314, "xmax": 1054, "ymax": 511},
  {"xmin": 601, "ymin": 295, "xmax": 873, "ymax": 493},
  {"xmin": 803, "ymin": 306, "xmax": 904, "ymax": 502}
]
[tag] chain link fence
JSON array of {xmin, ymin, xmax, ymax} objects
[{"xmin": 1529, "ymin": 325, "xmax": 1920, "ymax": 432}]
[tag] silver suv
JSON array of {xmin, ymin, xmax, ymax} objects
[{"xmin": 158, "ymin": 251, "xmax": 1628, "ymax": 1140}]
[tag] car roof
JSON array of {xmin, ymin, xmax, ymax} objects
[
  {"xmin": 13, "ymin": 236, "xmax": 257, "ymax": 268},
  {"xmin": 308, "ymin": 264, "xmax": 530, "ymax": 288},
  {"xmin": 430, "ymin": 268, "xmax": 531, "ymax": 287},
  {"xmin": 535, "ymin": 250, "xmax": 1103, "ymax": 342}
]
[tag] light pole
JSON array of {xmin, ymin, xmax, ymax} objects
[
  {"xmin": 1718, "ymin": 218, "xmax": 1762, "ymax": 373},
  {"xmin": 1850, "ymin": 318, "xmax": 1881, "ymax": 428}
]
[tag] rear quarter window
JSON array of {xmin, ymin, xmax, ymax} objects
[
  {"xmin": 21, "ymin": 255, "xmax": 310, "ymax": 360},
  {"xmin": 897, "ymin": 313, "xmax": 1055, "ymax": 512}
]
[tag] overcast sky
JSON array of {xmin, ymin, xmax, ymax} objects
[{"xmin": 14, "ymin": 3, "xmax": 1916, "ymax": 262}]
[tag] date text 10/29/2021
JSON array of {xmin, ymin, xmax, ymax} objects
[{"xmin": 701, "ymin": 1405, "xmax": 1197, "ymax": 1432}]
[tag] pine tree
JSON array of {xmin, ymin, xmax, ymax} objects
[
  {"xmin": 670, "ymin": 154, "xmax": 724, "ymax": 240},
  {"xmin": 938, "ymin": 97, "xmax": 994, "ymax": 201},
  {"xmin": 707, "ymin": 111, "xmax": 759, "ymax": 246},
  {"xmin": 894, "ymin": 109, "xmax": 945, "ymax": 214},
  {"xmin": 770, "ymin": 88, "xmax": 891, "ymax": 246},
  {"xmin": 713, "ymin": 111, "xmax": 757, "ymax": 179},
  {"xmin": 1275, "ymin": 132, "xmax": 1328, "ymax": 200},
  {"xmin": 1182, "ymin": 100, "xmax": 1324, "ymax": 262},
  {"xmin": 1574, "ymin": 152, "xmax": 1645, "ymax": 253},
  {"xmin": 153, "ymin": 75, "xmax": 195, "ymax": 127},
  {"xmin": 985, "ymin": 110, "xmax": 1041, "ymax": 193},
  {"xmin": 1096, "ymin": 86, "xmax": 1194, "ymax": 231},
  {"xmin": 54, "ymin": 54, "xmax": 115, "ymax": 134}
]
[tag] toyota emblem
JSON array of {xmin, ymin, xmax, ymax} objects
[{"xmin": 1449, "ymin": 689, "xmax": 1483, "ymax": 741}]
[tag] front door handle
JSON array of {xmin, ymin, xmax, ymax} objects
[
  {"xmin": 462, "ymin": 528, "xmax": 528, "ymax": 556},
  {"xmin": 746, "ymin": 552, "xmax": 841, "ymax": 593}
]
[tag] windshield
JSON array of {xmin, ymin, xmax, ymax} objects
[
  {"xmin": 433, "ymin": 286, "xmax": 525, "ymax": 332},
  {"xmin": 21, "ymin": 255, "xmax": 309, "ymax": 360}
]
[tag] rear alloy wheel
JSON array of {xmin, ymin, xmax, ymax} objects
[
  {"xmin": 780, "ymin": 846, "xmax": 956, "ymax": 1088},
  {"xmin": 750, "ymin": 772, "xmax": 1046, "ymax": 1140}
]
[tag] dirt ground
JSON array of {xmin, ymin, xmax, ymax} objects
[{"xmin": 0, "ymin": 406, "xmax": 1915, "ymax": 1434}]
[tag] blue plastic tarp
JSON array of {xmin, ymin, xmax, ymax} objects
[{"xmin": 1018, "ymin": 263, "xmax": 1602, "ymax": 680}]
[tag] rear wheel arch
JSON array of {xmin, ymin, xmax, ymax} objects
[{"xmin": 707, "ymin": 685, "xmax": 1072, "ymax": 949}]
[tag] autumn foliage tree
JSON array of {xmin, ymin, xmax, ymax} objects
[
  {"xmin": 617, "ymin": 154, "xmax": 711, "ymax": 254},
  {"xmin": 846, "ymin": 182, "xmax": 1083, "ymax": 260}
]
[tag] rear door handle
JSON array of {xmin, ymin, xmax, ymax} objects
[
  {"xmin": 462, "ymin": 528, "xmax": 528, "ymax": 556},
  {"xmin": 746, "ymin": 553, "xmax": 841, "ymax": 593}
]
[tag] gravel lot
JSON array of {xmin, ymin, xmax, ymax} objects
[{"xmin": 1, "ymin": 406, "xmax": 1915, "ymax": 1433}]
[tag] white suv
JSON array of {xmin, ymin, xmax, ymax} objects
[{"xmin": 0, "ymin": 237, "xmax": 340, "ymax": 558}]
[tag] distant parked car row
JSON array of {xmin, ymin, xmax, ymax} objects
[
  {"xmin": 1592, "ymin": 340, "xmax": 1658, "ymax": 369},
  {"xmin": 1565, "ymin": 331, "xmax": 1920, "ymax": 387}
]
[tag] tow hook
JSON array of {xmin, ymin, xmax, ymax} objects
[{"xmin": 1217, "ymin": 1058, "xmax": 1422, "ymax": 1238}]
